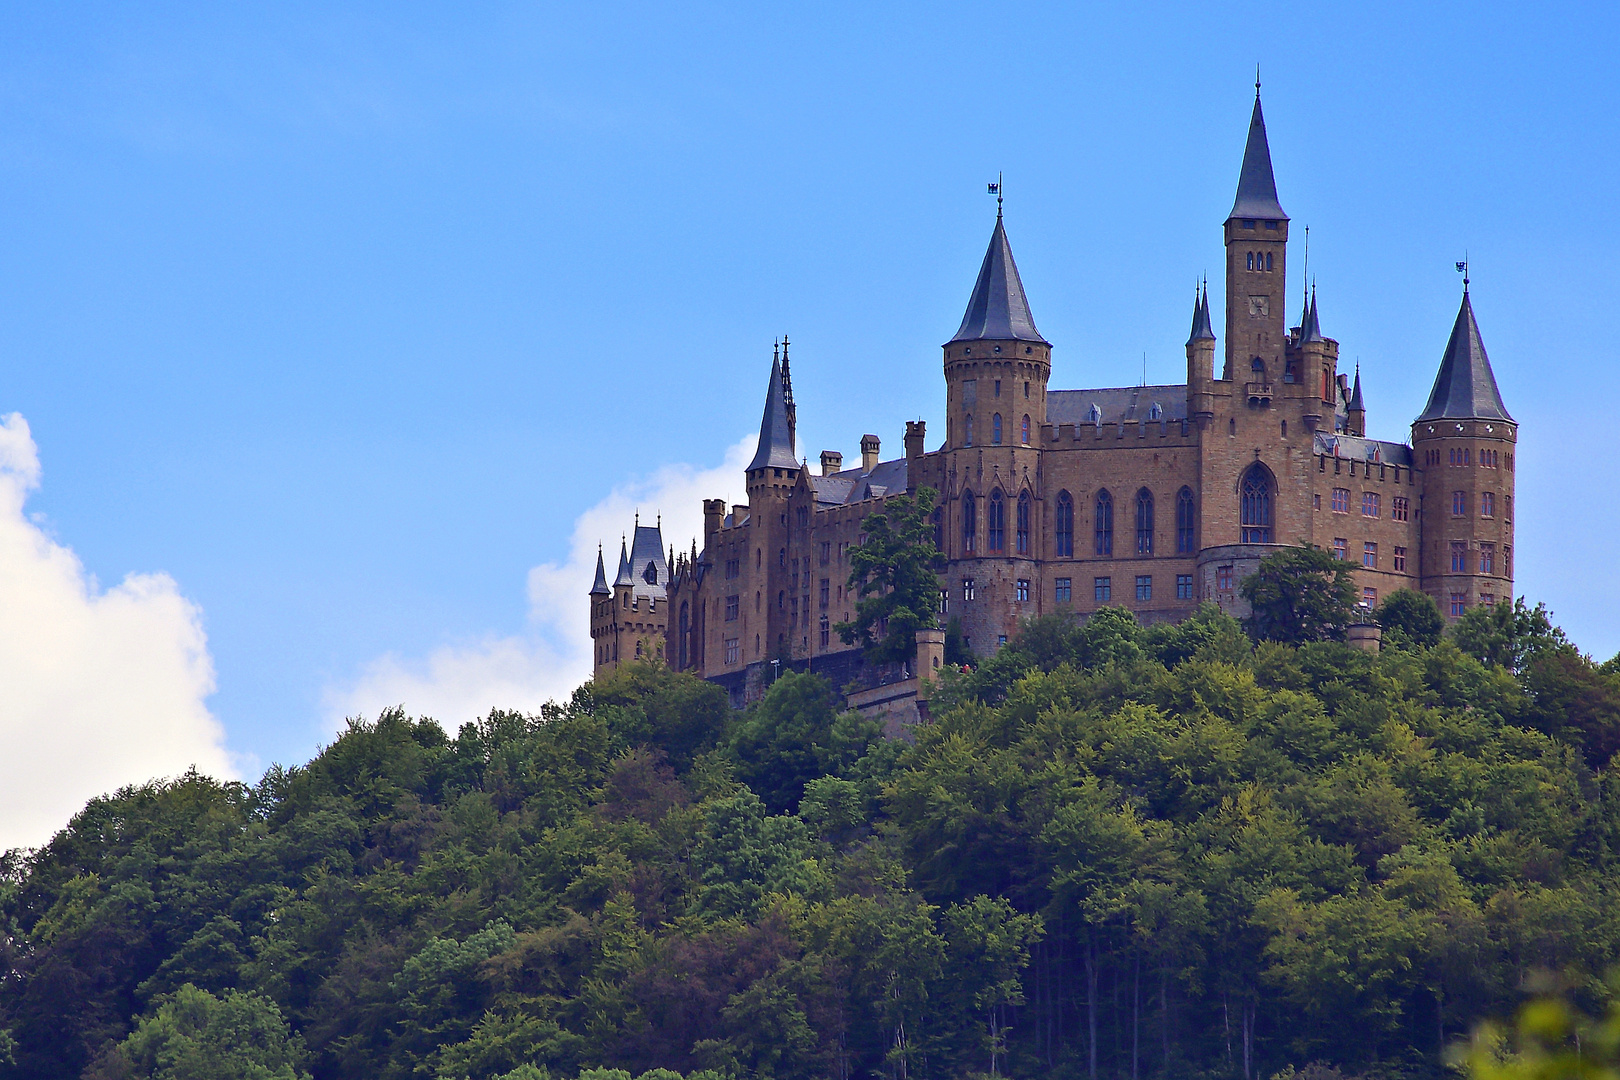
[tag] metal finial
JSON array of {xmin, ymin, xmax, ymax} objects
[
  {"xmin": 1301, "ymin": 224, "xmax": 1310, "ymax": 320},
  {"xmin": 987, "ymin": 172, "xmax": 1002, "ymax": 217},
  {"xmin": 773, "ymin": 338, "xmax": 779, "ymax": 362},
  {"xmin": 634, "ymin": 510, "xmax": 639, "ymax": 528},
  {"xmin": 1255, "ymin": 64, "xmax": 1261, "ymax": 95},
  {"xmin": 1456, "ymin": 254, "xmax": 1469, "ymax": 290}
]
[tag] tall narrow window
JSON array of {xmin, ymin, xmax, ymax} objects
[
  {"xmin": 1135, "ymin": 488, "xmax": 1155, "ymax": 555},
  {"xmin": 993, "ymin": 413, "xmax": 1003, "ymax": 445},
  {"xmin": 1176, "ymin": 487, "xmax": 1196, "ymax": 553},
  {"xmin": 1095, "ymin": 489, "xmax": 1114, "ymax": 555},
  {"xmin": 1055, "ymin": 491, "xmax": 1074, "ymax": 557},
  {"xmin": 1240, "ymin": 464, "xmax": 1273, "ymax": 543},
  {"xmin": 987, "ymin": 490, "xmax": 1006, "ymax": 551},
  {"xmin": 1016, "ymin": 491, "xmax": 1031, "ymax": 554},
  {"xmin": 1021, "ymin": 414, "xmax": 1031, "ymax": 445},
  {"xmin": 962, "ymin": 490, "xmax": 976, "ymax": 553},
  {"xmin": 965, "ymin": 413, "xmax": 974, "ymax": 447},
  {"xmin": 1246, "ymin": 252, "xmax": 1255, "ymax": 270}
]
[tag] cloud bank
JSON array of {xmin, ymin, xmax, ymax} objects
[
  {"xmin": 0, "ymin": 415, "xmax": 228, "ymax": 852},
  {"xmin": 331, "ymin": 435, "xmax": 755, "ymax": 730}
]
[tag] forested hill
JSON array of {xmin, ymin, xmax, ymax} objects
[{"xmin": 5, "ymin": 602, "xmax": 1620, "ymax": 1080}]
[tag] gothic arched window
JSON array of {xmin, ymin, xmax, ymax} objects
[
  {"xmin": 1246, "ymin": 252, "xmax": 1255, "ymax": 270},
  {"xmin": 1176, "ymin": 487, "xmax": 1196, "ymax": 554},
  {"xmin": 678, "ymin": 602, "xmax": 690, "ymax": 668},
  {"xmin": 962, "ymin": 489, "xmax": 976, "ymax": 553},
  {"xmin": 1266, "ymin": 251, "xmax": 1273, "ymax": 271},
  {"xmin": 1055, "ymin": 491, "xmax": 1074, "ymax": 557},
  {"xmin": 992, "ymin": 413, "xmax": 1003, "ymax": 445},
  {"xmin": 1021, "ymin": 415, "xmax": 1031, "ymax": 445},
  {"xmin": 1241, "ymin": 464, "xmax": 1274, "ymax": 543},
  {"xmin": 1095, "ymin": 489, "xmax": 1114, "ymax": 556},
  {"xmin": 987, "ymin": 490, "xmax": 1006, "ymax": 552},
  {"xmin": 1136, "ymin": 488, "xmax": 1155, "ymax": 555},
  {"xmin": 965, "ymin": 414, "xmax": 974, "ymax": 447},
  {"xmin": 1016, "ymin": 491, "xmax": 1031, "ymax": 554}
]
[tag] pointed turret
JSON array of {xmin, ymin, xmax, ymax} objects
[
  {"xmin": 614, "ymin": 538, "xmax": 632, "ymax": 586},
  {"xmin": 1228, "ymin": 91, "xmax": 1288, "ymax": 222},
  {"xmin": 1415, "ymin": 290, "xmax": 1512, "ymax": 422},
  {"xmin": 590, "ymin": 546, "xmax": 610, "ymax": 596},
  {"xmin": 947, "ymin": 216, "xmax": 1048, "ymax": 345},
  {"xmin": 1348, "ymin": 365, "xmax": 1364, "ymax": 412},
  {"xmin": 1347, "ymin": 363, "xmax": 1366, "ymax": 437},
  {"xmin": 746, "ymin": 350, "xmax": 800, "ymax": 472},
  {"xmin": 1301, "ymin": 289, "xmax": 1324, "ymax": 343},
  {"xmin": 1186, "ymin": 283, "xmax": 1215, "ymax": 346}
]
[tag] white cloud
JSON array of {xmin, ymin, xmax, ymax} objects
[
  {"xmin": 0, "ymin": 414, "xmax": 228, "ymax": 852},
  {"xmin": 330, "ymin": 434, "xmax": 756, "ymax": 729}
]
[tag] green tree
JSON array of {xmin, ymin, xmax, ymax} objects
[
  {"xmin": 1375, "ymin": 588, "xmax": 1445, "ymax": 649},
  {"xmin": 103, "ymin": 984, "xmax": 310, "ymax": 1080},
  {"xmin": 1453, "ymin": 597, "xmax": 1572, "ymax": 673},
  {"xmin": 1239, "ymin": 544, "xmax": 1357, "ymax": 644},
  {"xmin": 834, "ymin": 488, "xmax": 941, "ymax": 666}
]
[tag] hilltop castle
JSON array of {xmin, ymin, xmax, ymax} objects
[{"xmin": 589, "ymin": 90, "xmax": 1517, "ymax": 703}]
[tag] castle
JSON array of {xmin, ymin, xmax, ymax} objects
[{"xmin": 589, "ymin": 90, "xmax": 1517, "ymax": 703}]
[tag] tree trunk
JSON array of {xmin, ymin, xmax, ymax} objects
[
  {"xmin": 1242, "ymin": 999, "xmax": 1254, "ymax": 1080},
  {"xmin": 1132, "ymin": 950, "xmax": 1140, "ymax": 1080},
  {"xmin": 1160, "ymin": 966, "xmax": 1170, "ymax": 1072},
  {"xmin": 1086, "ymin": 937, "xmax": 1098, "ymax": 1080}
]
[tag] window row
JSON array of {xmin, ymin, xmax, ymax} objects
[
  {"xmin": 1424, "ymin": 446, "xmax": 1514, "ymax": 471},
  {"xmin": 1449, "ymin": 541, "xmax": 1510, "ymax": 575},
  {"xmin": 962, "ymin": 412, "xmax": 1033, "ymax": 446},
  {"xmin": 1330, "ymin": 539, "xmax": 1409, "ymax": 571},
  {"xmin": 956, "ymin": 573, "xmax": 1195, "ymax": 605},
  {"xmin": 1245, "ymin": 250, "xmax": 1275, "ymax": 272},
  {"xmin": 1452, "ymin": 491, "xmax": 1510, "ymax": 519},
  {"xmin": 1324, "ymin": 489, "xmax": 1410, "ymax": 520}
]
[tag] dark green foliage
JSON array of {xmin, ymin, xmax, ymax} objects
[
  {"xmin": 1375, "ymin": 588, "xmax": 1445, "ymax": 649},
  {"xmin": 1240, "ymin": 543, "xmax": 1359, "ymax": 643},
  {"xmin": 834, "ymin": 487, "xmax": 942, "ymax": 665},
  {"xmin": 5, "ymin": 608, "xmax": 1620, "ymax": 1080}
]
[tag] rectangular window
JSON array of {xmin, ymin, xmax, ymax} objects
[
  {"xmin": 1055, "ymin": 578, "xmax": 1072, "ymax": 603},
  {"xmin": 1452, "ymin": 490, "xmax": 1467, "ymax": 516},
  {"xmin": 791, "ymin": 558, "xmax": 800, "ymax": 590},
  {"xmin": 1504, "ymin": 545, "xmax": 1512, "ymax": 575},
  {"xmin": 1481, "ymin": 491, "xmax": 1495, "ymax": 517},
  {"xmin": 1451, "ymin": 541, "xmax": 1468, "ymax": 573},
  {"xmin": 1363, "ymin": 541, "xmax": 1378, "ymax": 568},
  {"xmin": 725, "ymin": 594, "xmax": 739, "ymax": 621},
  {"xmin": 1176, "ymin": 574, "xmax": 1194, "ymax": 600},
  {"xmin": 820, "ymin": 617, "xmax": 830, "ymax": 647},
  {"xmin": 1450, "ymin": 593, "xmax": 1467, "ymax": 617},
  {"xmin": 1095, "ymin": 576, "xmax": 1112, "ymax": 603},
  {"xmin": 1504, "ymin": 495, "xmax": 1513, "ymax": 522},
  {"xmin": 1480, "ymin": 592, "xmax": 1496, "ymax": 607},
  {"xmin": 724, "ymin": 638, "xmax": 740, "ymax": 664},
  {"xmin": 725, "ymin": 558, "xmax": 740, "ymax": 579},
  {"xmin": 962, "ymin": 578, "xmax": 976, "ymax": 601},
  {"xmin": 1391, "ymin": 497, "xmax": 1409, "ymax": 522},
  {"xmin": 1363, "ymin": 586, "xmax": 1378, "ymax": 608},
  {"xmin": 998, "ymin": 634, "xmax": 1008, "ymax": 646},
  {"xmin": 820, "ymin": 541, "xmax": 830, "ymax": 566},
  {"xmin": 1479, "ymin": 543, "xmax": 1495, "ymax": 574},
  {"xmin": 1393, "ymin": 545, "xmax": 1407, "ymax": 572},
  {"xmin": 1016, "ymin": 579, "xmax": 1030, "ymax": 603},
  {"xmin": 1313, "ymin": 493, "xmax": 1322, "ymax": 510},
  {"xmin": 1333, "ymin": 537, "xmax": 1348, "ymax": 560},
  {"xmin": 938, "ymin": 589, "xmax": 949, "ymax": 614},
  {"xmin": 1135, "ymin": 575, "xmax": 1152, "ymax": 602},
  {"xmin": 1362, "ymin": 492, "xmax": 1380, "ymax": 517},
  {"xmin": 819, "ymin": 578, "xmax": 830, "ymax": 609},
  {"xmin": 1331, "ymin": 488, "xmax": 1350, "ymax": 513},
  {"xmin": 1217, "ymin": 565, "xmax": 1234, "ymax": 591}
]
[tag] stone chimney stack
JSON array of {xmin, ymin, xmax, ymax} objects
[
  {"xmin": 905, "ymin": 420, "xmax": 926, "ymax": 459},
  {"xmin": 703, "ymin": 498, "xmax": 726, "ymax": 541},
  {"xmin": 820, "ymin": 450, "xmax": 843, "ymax": 475},
  {"xmin": 860, "ymin": 434, "xmax": 881, "ymax": 472}
]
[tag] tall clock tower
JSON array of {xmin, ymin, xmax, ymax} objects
[{"xmin": 1224, "ymin": 89, "xmax": 1289, "ymax": 384}]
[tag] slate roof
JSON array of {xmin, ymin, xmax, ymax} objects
[
  {"xmin": 590, "ymin": 548, "xmax": 610, "ymax": 596},
  {"xmin": 1348, "ymin": 366, "xmax": 1365, "ymax": 412},
  {"xmin": 809, "ymin": 458, "xmax": 911, "ymax": 507},
  {"xmin": 613, "ymin": 539, "xmax": 632, "ymax": 586},
  {"xmin": 1048, "ymin": 385, "xmax": 1189, "ymax": 426},
  {"xmin": 1314, "ymin": 432, "xmax": 1414, "ymax": 467},
  {"xmin": 1301, "ymin": 291, "xmax": 1325, "ymax": 343},
  {"xmin": 947, "ymin": 216, "xmax": 1048, "ymax": 345},
  {"xmin": 1229, "ymin": 94, "xmax": 1288, "ymax": 222},
  {"xmin": 1185, "ymin": 285, "xmax": 1214, "ymax": 345},
  {"xmin": 626, "ymin": 523, "xmax": 670, "ymax": 599},
  {"xmin": 747, "ymin": 352, "xmax": 801, "ymax": 471},
  {"xmin": 1415, "ymin": 291, "xmax": 1512, "ymax": 423}
]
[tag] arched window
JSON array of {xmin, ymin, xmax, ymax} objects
[
  {"xmin": 643, "ymin": 561, "xmax": 658, "ymax": 585},
  {"xmin": 1055, "ymin": 490, "xmax": 1074, "ymax": 557},
  {"xmin": 1266, "ymin": 251, "xmax": 1274, "ymax": 271},
  {"xmin": 962, "ymin": 489, "xmax": 976, "ymax": 553},
  {"xmin": 1021, "ymin": 415, "xmax": 1031, "ymax": 444},
  {"xmin": 987, "ymin": 490, "xmax": 1006, "ymax": 551},
  {"xmin": 1136, "ymin": 488, "xmax": 1155, "ymax": 555},
  {"xmin": 1246, "ymin": 252, "xmax": 1255, "ymax": 270},
  {"xmin": 678, "ymin": 602, "xmax": 690, "ymax": 667},
  {"xmin": 1095, "ymin": 489, "xmax": 1114, "ymax": 555},
  {"xmin": 965, "ymin": 414, "xmax": 974, "ymax": 446},
  {"xmin": 1176, "ymin": 487, "xmax": 1196, "ymax": 554},
  {"xmin": 992, "ymin": 413, "xmax": 1003, "ymax": 445},
  {"xmin": 1241, "ymin": 464, "xmax": 1274, "ymax": 543},
  {"xmin": 1016, "ymin": 491, "xmax": 1031, "ymax": 554},
  {"xmin": 1252, "ymin": 357, "xmax": 1265, "ymax": 375}
]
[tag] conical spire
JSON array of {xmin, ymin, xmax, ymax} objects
[
  {"xmin": 1228, "ymin": 91, "xmax": 1288, "ymax": 222},
  {"xmin": 1186, "ymin": 282, "xmax": 1215, "ymax": 345},
  {"xmin": 1301, "ymin": 288, "xmax": 1324, "ymax": 343},
  {"xmin": 1415, "ymin": 289, "xmax": 1513, "ymax": 423},
  {"xmin": 746, "ymin": 349, "xmax": 799, "ymax": 471},
  {"xmin": 948, "ymin": 216, "xmax": 1048, "ymax": 345},
  {"xmin": 1348, "ymin": 364, "xmax": 1364, "ymax": 412},
  {"xmin": 614, "ymin": 538, "xmax": 633, "ymax": 586},
  {"xmin": 590, "ymin": 545, "xmax": 610, "ymax": 595}
]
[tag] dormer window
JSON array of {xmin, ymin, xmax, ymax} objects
[{"xmin": 643, "ymin": 562, "xmax": 658, "ymax": 586}]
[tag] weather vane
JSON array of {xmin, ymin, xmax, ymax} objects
[
  {"xmin": 1456, "ymin": 255, "xmax": 1469, "ymax": 289},
  {"xmin": 987, "ymin": 172, "xmax": 1002, "ymax": 217}
]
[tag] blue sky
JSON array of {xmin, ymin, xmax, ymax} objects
[{"xmin": 0, "ymin": 1, "xmax": 1615, "ymax": 835}]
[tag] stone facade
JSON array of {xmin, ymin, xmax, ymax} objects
[{"xmin": 592, "ymin": 91, "xmax": 1519, "ymax": 692}]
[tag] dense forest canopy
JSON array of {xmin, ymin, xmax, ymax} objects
[{"xmin": 5, "ymin": 590, "xmax": 1620, "ymax": 1080}]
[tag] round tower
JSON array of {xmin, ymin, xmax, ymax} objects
[{"xmin": 1411, "ymin": 286, "xmax": 1516, "ymax": 617}]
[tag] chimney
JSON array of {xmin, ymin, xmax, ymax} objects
[
  {"xmin": 820, "ymin": 450, "xmax": 843, "ymax": 475},
  {"xmin": 860, "ymin": 434, "xmax": 881, "ymax": 472},
  {"xmin": 905, "ymin": 420, "xmax": 926, "ymax": 459},
  {"xmin": 703, "ymin": 498, "xmax": 726, "ymax": 540}
]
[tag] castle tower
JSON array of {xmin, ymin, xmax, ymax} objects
[
  {"xmin": 1298, "ymin": 288, "xmax": 1340, "ymax": 425},
  {"xmin": 942, "ymin": 211, "xmax": 1052, "ymax": 451},
  {"xmin": 1186, "ymin": 282, "xmax": 1216, "ymax": 423},
  {"xmin": 1224, "ymin": 89, "xmax": 1290, "ymax": 385},
  {"xmin": 744, "ymin": 345, "xmax": 801, "ymax": 662},
  {"xmin": 588, "ymin": 545, "xmax": 612, "ymax": 673},
  {"xmin": 1412, "ymin": 286, "xmax": 1516, "ymax": 617},
  {"xmin": 1347, "ymin": 364, "xmax": 1366, "ymax": 437}
]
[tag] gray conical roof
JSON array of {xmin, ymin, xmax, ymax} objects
[
  {"xmin": 747, "ymin": 353, "xmax": 799, "ymax": 471},
  {"xmin": 1415, "ymin": 290, "xmax": 1512, "ymax": 423},
  {"xmin": 1348, "ymin": 365, "xmax": 1365, "ymax": 412},
  {"xmin": 614, "ymin": 538, "xmax": 633, "ymax": 586},
  {"xmin": 1228, "ymin": 94, "xmax": 1288, "ymax": 222},
  {"xmin": 1301, "ymin": 290, "xmax": 1324, "ymax": 343},
  {"xmin": 947, "ymin": 216, "xmax": 1048, "ymax": 345},
  {"xmin": 1186, "ymin": 284, "xmax": 1215, "ymax": 345},
  {"xmin": 590, "ymin": 547, "xmax": 610, "ymax": 595}
]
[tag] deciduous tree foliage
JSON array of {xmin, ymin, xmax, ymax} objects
[
  {"xmin": 835, "ymin": 487, "xmax": 942, "ymax": 666},
  {"xmin": 5, "ymin": 606, "xmax": 1620, "ymax": 1080}
]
